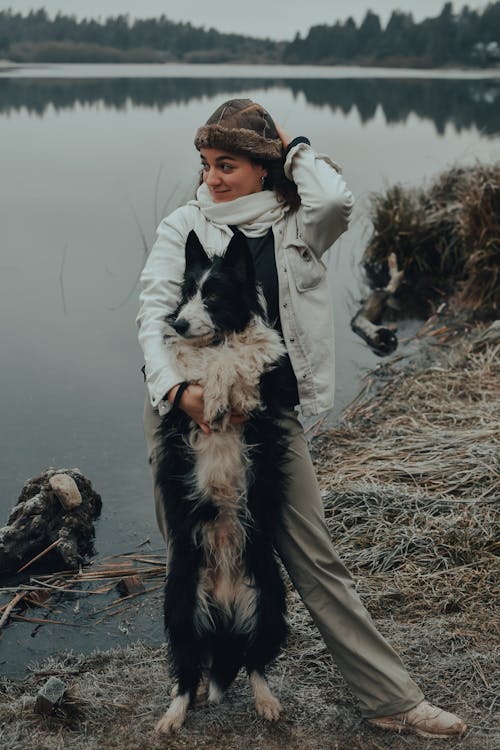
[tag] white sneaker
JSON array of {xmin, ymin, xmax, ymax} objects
[{"xmin": 368, "ymin": 699, "xmax": 467, "ymax": 739}]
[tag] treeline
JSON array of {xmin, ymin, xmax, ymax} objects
[
  {"xmin": 0, "ymin": 8, "xmax": 283, "ymax": 63},
  {"xmin": 286, "ymin": 2, "xmax": 500, "ymax": 66},
  {"xmin": 0, "ymin": 3, "xmax": 499, "ymax": 66}
]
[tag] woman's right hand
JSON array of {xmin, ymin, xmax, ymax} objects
[
  {"xmin": 168, "ymin": 383, "xmax": 211, "ymax": 434},
  {"xmin": 167, "ymin": 383, "xmax": 248, "ymax": 434}
]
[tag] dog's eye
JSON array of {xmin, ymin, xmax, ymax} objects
[{"xmin": 204, "ymin": 294, "xmax": 218, "ymax": 304}]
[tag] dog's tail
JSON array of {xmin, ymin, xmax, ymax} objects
[{"xmin": 207, "ymin": 631, "xmax": 246, "ymax": 693}]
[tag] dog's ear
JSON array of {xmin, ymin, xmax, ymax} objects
[
  {"xmin": 222, "ymin": 231, "xmax": 255, "ymax": 286},
  {"xmin": 185, "ymin": 230, "xmax": 211, "ymax": 272}
]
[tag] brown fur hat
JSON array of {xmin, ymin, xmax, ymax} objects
[{"xmin": 194, "ymin": 99, "xmax": 283, "ymax": 161}]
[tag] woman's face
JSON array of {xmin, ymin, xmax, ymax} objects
[{"xmin": 200, "ymin": 148, "xmax": 267, "ymax": 202}]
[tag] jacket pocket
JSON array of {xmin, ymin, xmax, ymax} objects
[{"xmin": 285, "ymin": 243, "xmax": 327, "ymax": 292}]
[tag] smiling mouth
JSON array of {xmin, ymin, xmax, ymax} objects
[{"xmin": 210, "ymin": 190, "xmax": 232, "ymax": 201}]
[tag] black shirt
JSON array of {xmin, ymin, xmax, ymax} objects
[{"xmin": 244, "ymin": 229, "xmax": 299, "ymax": 408}]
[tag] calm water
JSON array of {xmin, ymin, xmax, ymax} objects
[{"xmin": 1, "ymin": 64, "xmax": 499, "ymax": 675}]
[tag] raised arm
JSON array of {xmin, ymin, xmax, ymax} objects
[{"xmin": 276, "ymin": 124, "xmax": 354, "ymax": 258}]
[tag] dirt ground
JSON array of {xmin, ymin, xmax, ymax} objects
[{"xmin": 1, "ymin": 320, "xmax": 498, "ymax": 750}]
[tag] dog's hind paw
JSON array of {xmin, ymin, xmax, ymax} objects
[
  {"xmin": 155, "ymin": 694, "xmax": 189, "ymax": 734},
  {"xmin": 255, "ymin": 693, "xmax": 282, "ymax": 721}
]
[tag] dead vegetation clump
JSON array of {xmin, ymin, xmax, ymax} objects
[
  {"xmin": 312, "ymin": 330, "xmax": 499, "ymax": 610},
  {"xmin": 363, "ymin": 163, "xmax": 500, "ymax": 317}
]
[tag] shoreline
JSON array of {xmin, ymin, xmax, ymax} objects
[{"xmin": 2, "ymin": 61, "xmax": 500, "ymax": 80}]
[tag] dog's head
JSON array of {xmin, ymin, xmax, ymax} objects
[{"xmin": 169, "ymin": 230, "xmax": 265, "ymax": 340}]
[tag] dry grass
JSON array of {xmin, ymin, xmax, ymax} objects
[
  {"xmin": 363, "ymin": 163, "xmax": 500, "ymax": 317},
  {"xmin": 0, "ymin": 324, "xmax": 498, "ymax": 749}
]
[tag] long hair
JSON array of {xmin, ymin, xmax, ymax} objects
[{"xmin": 255, "ymin": 157, "xmax": 301, "ymax": 211}]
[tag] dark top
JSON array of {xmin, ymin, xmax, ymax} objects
[{"xmin": 244, "ymin": 228, "xmax": 299, "ymax": 408}]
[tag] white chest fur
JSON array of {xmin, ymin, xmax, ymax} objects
[
  {"xmin": 170, "ymin": 316, "xmax": 285, "ymax": 427},
  {"xmin": 170, "ymin": 316, "xmax": 285, "ymax": 613}
]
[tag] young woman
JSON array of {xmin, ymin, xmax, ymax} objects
[{"xmin": 137, "ymin": 98, "xmax": 467, "ymax": 739}]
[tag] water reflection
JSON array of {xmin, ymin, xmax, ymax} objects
[{"xmin": 1, "ymin": 76, "xmax": 499, "ymax": 135}]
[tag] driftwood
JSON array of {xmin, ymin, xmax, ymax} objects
[
  {"xmin": 351, "ymin": 252, "xmax": 403, "ymax": 356},
  {"xmin": 0, "ymin": 468, "xmax": 102, "ymax": 574}
]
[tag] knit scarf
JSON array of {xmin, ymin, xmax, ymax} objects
[{"xmin": 189, "ymin": 182, "xmax": 287, "ymax": 237}]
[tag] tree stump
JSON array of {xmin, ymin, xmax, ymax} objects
[{"xmin": 0, "ymin": 468, "xmax": 102, "ymax": 573}]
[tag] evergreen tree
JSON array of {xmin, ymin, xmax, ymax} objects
[{"xmin": 358, "ymin": 10, "xmax": 382, "ymax": 57}]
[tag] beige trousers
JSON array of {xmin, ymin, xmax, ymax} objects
[{"xmin": 143, "ymin": 398, "xmax": 424, "ymax": 717}]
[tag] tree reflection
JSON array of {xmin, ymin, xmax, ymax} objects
[{"xmin": 0, "ymin": 76, "xmax": 498, "ymax": 135}]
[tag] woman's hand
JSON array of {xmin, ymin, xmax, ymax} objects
[
  {"xmin": 274, "ymin": 122, "xmax": 292, "ymax": 150},
  {"xmin": 168, "ymin": 383, "xmax": 210, "ymax": 433},
  {"xmin": 168, "ymin": 384, "xmax": 247, "ymax": 434}
]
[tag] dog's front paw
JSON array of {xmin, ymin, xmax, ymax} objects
[
  {"xmin": 207, "ymin": 409, "xmax": 230, "ymax": 431},
  {"xmin": 155, "ymin": 694, "xmax": 189, "ymax": 734},
  {"xmin": 255, "ymin": 693, "xmax": 282, "ymax": 721}
]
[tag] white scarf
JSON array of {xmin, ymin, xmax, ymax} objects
[{"xmin": 189, "ymin": 182, "xmax": 287, "ymax": 237}]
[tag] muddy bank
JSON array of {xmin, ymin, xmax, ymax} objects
[{"xmin": 0, "ymin": 318, "xmax": 498, "ymax": 750}]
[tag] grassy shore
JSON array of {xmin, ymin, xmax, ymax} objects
[{"xmin": 0, "ymin": 314, "xmax": 498, "ymax": 749}]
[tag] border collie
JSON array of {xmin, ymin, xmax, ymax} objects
[{"xmin": 154, "ymin": 229, "xmax": 289, "ymax": 733}]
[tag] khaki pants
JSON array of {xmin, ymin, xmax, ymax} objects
[{"xmin": 143, "ymin": 398, "xmax": 424, "ymax": 717}]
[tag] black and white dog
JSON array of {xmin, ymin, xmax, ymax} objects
[{"xmin": 154, "ymin": 230, "xmax": 289, "ymax": 733}]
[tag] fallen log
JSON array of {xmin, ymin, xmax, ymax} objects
[{"xmin": 351, "ymin": 252, "xmax": 402, "ymax": 356}]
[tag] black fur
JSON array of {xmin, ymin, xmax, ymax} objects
[
  {"xmin": 156, "ymin": 409, "xmax": 289, "ymax": 701},
  {"xmin": 168, "ymin": 229, "xmax": 266, "ymax": 337},
  {"xmin": 155, "ymin": 230, "xmax": 289, "ymax": 717}
]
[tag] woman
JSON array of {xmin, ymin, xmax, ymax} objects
[{"xmin": 137, "ymin": 98, "xmax": 466, "ymax": 739}]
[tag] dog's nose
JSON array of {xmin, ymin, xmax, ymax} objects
[{"xmin": 173, "ymin": 318, "xmax": 189, "ymax": 335}]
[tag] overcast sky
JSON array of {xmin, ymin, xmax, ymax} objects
[{"xmin": 0, "ymin": 1, "xmax": 490, "ymax": 40}]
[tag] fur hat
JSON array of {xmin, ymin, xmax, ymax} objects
[{"xmin": 194, "ymin": 99, "xmax": 283, "ymax": 161}]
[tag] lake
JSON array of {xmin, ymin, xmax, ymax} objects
[{"xmin": 1, "ymin": 63, "xmax": 499, "ymax": 675}]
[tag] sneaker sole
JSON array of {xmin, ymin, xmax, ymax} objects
[{"xmin": 367, "ymin": 717, "xmax": 467, "ymax": 739}]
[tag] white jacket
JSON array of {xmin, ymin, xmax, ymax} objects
[{"xmin": 137, "ymin": 142, "xmax": 354, "ymax": 417}]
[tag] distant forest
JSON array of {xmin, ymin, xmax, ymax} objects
[{"xmin": 1, "ymin": 3, "xmax": 499, "ymax": 67}]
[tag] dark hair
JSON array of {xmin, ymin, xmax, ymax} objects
[{"xmin": 255, "ymin": 157, "xmax": 301, "ymax": 211}]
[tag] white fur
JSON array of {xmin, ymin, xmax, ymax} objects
[
  {"xmin": 249, "ymin": 671, "xmax": 282, "ymax": 721},
  {"xmin": 155, "ymin": 692, "xmax": 190, "ymax": 734},
  {"xmin": 174, "ymin": 270, "xmax": 214, "ymax": 338},
  {"xmin": 170, "ymin": 316, "xmax": 286, "ymax": 427},
  {"xmin": 188, "ymin": 428, "xmax": 250, "ymax": 503}
]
